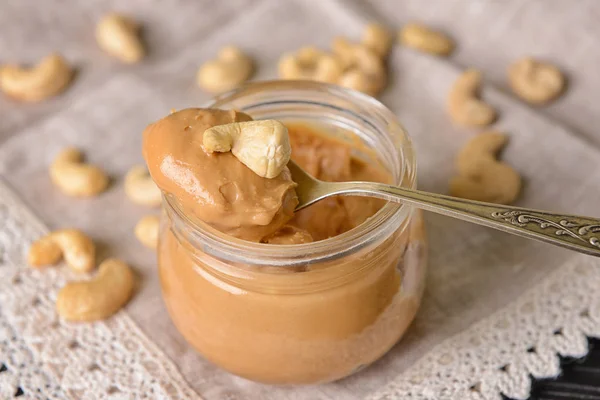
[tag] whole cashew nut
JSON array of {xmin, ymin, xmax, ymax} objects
[
  {"xmin": 449, "ymin": 132, "xmax": 521, "ymax": 204},
  {"xmin": 399, "ymin": 23, "xmax": 454, "ymax": 56},
  {"xmin": 28, "ymin": 229, "xmax": 95, "ymax": 273},
  {"xmin": 337, "ymin": 70, "xmax": 382, "ymax": 97},
  {"xmin": 197, "ymin": 46, "xmax": 253, "ymax": 93},
  {"xmin": 331, "ymin": 37, "xmax": 359, "ymax": 69},
  {"xmin": 125, "ymin": 165, "xmax": 162, "ymax": 207},
  {"xmin": 508, "ymin": 57, "xmax": 565, "ymax": 105},
  {"xmin": 447, "ymin": 69, "xmax": 497, "ymax": 127},
  {"xmin": 332, "ymin": 38, "xmax": 387, "ymax": 96},
  {"xmin": 56, "ymin": 258, "xmax": 135, "ymax": 322},
  {"xmin": 362, "ymin": 23, "xmax": 393, "ymax": 58},
  {"xmin": 278, "ymin": 47, "xmax": 343, "ymax": 83},
  {"xmin": 0, "ymin": 54, "xmax": 73, "ymax": 102},
  {"xmin": 203, "ymin": 119, "xmax": 291, "ymax": 179},
  {"xmin": 135, "ymin": 215, "xmax": 160, "ymax": 249},
  {"xmin": 50, "ymin": 147, "xmax": 109, "ymax": 197},
  {"xmin": 96, "ymin": 13, "xmax": 145, "ymax": 64}
]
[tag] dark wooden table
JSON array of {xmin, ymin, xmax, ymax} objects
[{"xmin": 506, "ymin": 337, "xmax": 600, "ymax": 400}]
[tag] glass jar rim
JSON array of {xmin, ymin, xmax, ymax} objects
[{"xmin": 165, "ymin": 80, "xmax": 417, "ymax": 267}]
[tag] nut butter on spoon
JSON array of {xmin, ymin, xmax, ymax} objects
[{"xmin": 142, "ymin": 108, "xmax": 298, "ymax": 242}]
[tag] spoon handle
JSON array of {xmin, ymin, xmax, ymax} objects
[{"xmin": 334, "ymin": 181, "xmax": 600, "ymax": 257}]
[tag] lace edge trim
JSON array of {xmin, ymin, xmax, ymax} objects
[
  {"xmin": 369, "ymin": 254, "xmax": 600, "ymax": 400},
  {"xmin": 0, "ymin": 178, "xmax": 203, "ymax": 399}
]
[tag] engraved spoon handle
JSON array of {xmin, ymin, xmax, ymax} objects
[{"xmin": 331, "ymin": 181, "xmax": 600, "ymax": 257}]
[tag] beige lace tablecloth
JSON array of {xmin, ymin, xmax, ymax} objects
[{"xmin": 1, "ymin": 1, "xmax": 599, "ymax": 399}]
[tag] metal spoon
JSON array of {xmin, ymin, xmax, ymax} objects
[{"xmin": 287, "ymin": 160, "xmax": 600, "ymax": 257}]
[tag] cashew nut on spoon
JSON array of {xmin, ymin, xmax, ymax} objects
[
  {"xmin": 125, "ymin": 165, "xmax": 162, "ymax": 206},
  {"xmin": 96, "ymin": 13, "xmax": 145, "ymax": 63},
  {"xmin": 197, "ymin": 46, "xmax": 253, "ymax": 93},
  {"xmin": 56, "ymin": 258, "xmax": 135, "ymax": 322},
  {"xmin": 203, "ymin": 119, "xmax": 291, "ymax": 179},
  {"xmin": 0, "ymin": 53, "xmax": 73, "ymax": 102},
  {"xmin": 449, "ymin": 132, "xmax": 521, "ymax": 204},
  {"xmin": 50, "ymin": 147, "xmax": 109, "ymax": 197},
  {"xmin": 508, "ymin": 57, "xmax": 565, "ymax": 105},
  {"xmin": 447, "ymin": 69, "xmax": 497, "ymax": 127},
  {"xmin": 28, "ymin": 229, "xmax": 95, "ymax": 273}
]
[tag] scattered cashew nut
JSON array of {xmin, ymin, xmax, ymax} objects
[
  {"xmin": 399, "ymin": 23, "xmax": 454, "ymax": 56},
  {"xmin": 447, "ymin": 69, "xmax": 496, "ymax": 127},
  {"xmin": 28, "ymin": 229, "xmax": 95, "ymax": 273},
  {"xmin": 332, "ymin": 38, "xmax": 387, "ymax": 96},
  {"xmin": 203, "ymin": 119, "xmax": 291, "ymax": 179},
  {"xmin": 0, "ymin": 53, "xmax": 73, "ymax": 102},
  {"xmin": 96, "ymin": 13, "xmax": 145, "ymax": 64},
  {"xmin": 449, "ymin": 132, "xmax": 521, "ymax": 204},
  {"xmin": 50, "ymin": 147, "xmax": 109, "ymax": 197},
  {"xmin": 278, "ymin": 46, "xmax": 343, "ymax": 83},
  {"xmin": 135, "ymin": 215, "xmax": 160, "ymax": 249},
  {"xmin": 56, "ymin": 258, "xmax": 135, "ymax": 322},
  {"xmin": 197, "ymin": 46, "xmax": 253, "ymax": 93},
  {"xmin": 362, "ymin": 23, "xmax": 393, "ymax": 58},
  {"xmin": 331, "ymin": 37, "xmax": 359, "ymax": 70},
  {"xmin": 508, "ymin": 57, "xmax": 565, "ymax": 105},
  {"xmin": 125, "ymin": 165, "xmax": 162, "ymax": 207}
]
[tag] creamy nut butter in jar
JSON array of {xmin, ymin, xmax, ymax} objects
[{"xmin": 147, "ymin": 81, "xmax": 427, "ymax": 384}]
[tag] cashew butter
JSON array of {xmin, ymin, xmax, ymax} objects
[{"xmin": 144, "ymin": 107, "xmax": 425, "ymax": 384}]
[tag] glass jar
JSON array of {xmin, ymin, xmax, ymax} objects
[{"xmin": 158, "ymin": 81, "xmax": 427, "ymax": 385}]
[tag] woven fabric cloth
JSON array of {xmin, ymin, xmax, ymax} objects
[{"xmin": 0, "ymin": 0, "xmax": 599, "ymax": 399}]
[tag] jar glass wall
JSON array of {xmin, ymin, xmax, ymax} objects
[{"xmin": 158, "ymin": 81, "xmax": 427, "ymax": 384}]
